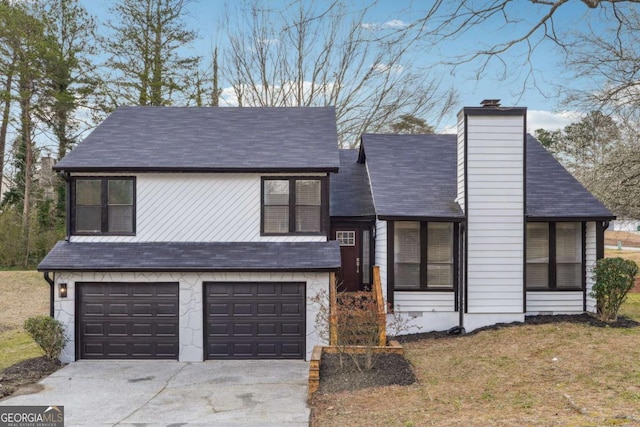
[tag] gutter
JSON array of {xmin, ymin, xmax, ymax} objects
[{"xmin": 43, "ymin": 272, "xmax": 55, "ymax": 318}]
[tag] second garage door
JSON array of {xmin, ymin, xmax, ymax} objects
[{"xmin": 204, "ymin": 282, "xmax": 306, "ymax": 359}]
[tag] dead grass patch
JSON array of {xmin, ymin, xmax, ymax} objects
[
  {"xmin": 605, "ymin": 230, "xmax": 640, "ymax": 248},
  {"xmin": 0, "ymin": 271, "xmax": 49, "ymax": 330},
  {"xmin": 311, "ymin": 315, "xmax": 640, "ymax": 426},
  {"xmin": 0, "ymin": 271, "xmax": 49, "ymax": 369}
]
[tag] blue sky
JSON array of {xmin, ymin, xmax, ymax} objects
[{"xmin": 79, "ymin": 0, "xmax": 615, "ymax": 132}]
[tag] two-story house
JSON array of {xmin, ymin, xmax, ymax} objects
[{"xmin": 39, "ymin": 102, "xmax": 614, "ymax": 363}]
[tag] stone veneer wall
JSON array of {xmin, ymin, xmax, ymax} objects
[{"xmin": 53, "ymin": 271, "xmax": 330, "ymax": 363}]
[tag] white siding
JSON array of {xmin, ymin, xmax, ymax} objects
[
  {"xmin": 394, "ymin": 292, "xmax": 454, "ymax": 311},
  {"xmin": 53, "ymin": 271, "xmax": 330, "ymax": 363},
  {"xmin": 375, "ymin": 219, "xmax": 387, "ymax": 301},
  {"xmin": 585, "ymin": 221, "xmax": 597, "ymax": 313},
  {"xmin": 465, "ymin": 114, "xmax": 525, "ymax": 314},
  {"xmin": 70, "ymin": 173, "xmax": 327, "ymax": 243},
  {"xmin": 526, "ymin": 292, "xmax": 583, "ymax": 314}
]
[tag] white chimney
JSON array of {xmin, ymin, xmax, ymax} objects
[{"xmin": 456, "ymin": 100, "xmax": 527, "ymax": 329}]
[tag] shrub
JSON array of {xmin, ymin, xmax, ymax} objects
[
  {"xmin": 24, "ymin": 316, "xmax": 68, "ymax": 362},
  {"xmin": 590, "ymin": 257, "xmax": 638, "ymax": 322}
]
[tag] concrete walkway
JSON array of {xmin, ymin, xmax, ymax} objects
[{"xmin": 0, "ymin": 360, "xmax": 310, "ymax": 427}]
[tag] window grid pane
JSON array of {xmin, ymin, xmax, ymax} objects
[
  {"xmin": 295, "ymin": 180, "xmax": 321, "ymax": 232},
  {"xmin": 336, "ymin": 231, "xmax": 355, "ymax": 246},
  {"xmin": 527, "ymin": 223, "xmax": 549, "ymax": 288},
  {"xmin": 427, "ymin": 223, "xmax": 453, "ymax": 289},
  {"xmin": 108, "ymin": 206, "xmax": 133, "ymax": 233},
  {"xmin": 394, "ymin": 222, "xmax": 420, "ymax": 289},
  {"xmin": 76, "ymin": 206, "xmax": 101, "ymax": 232},
  {"xmin": 556, "ymin": 222, "xmax": 581, "ymax": 288}
]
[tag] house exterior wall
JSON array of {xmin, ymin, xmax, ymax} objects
[
  {"xmin": 70, "ymin": 172, "xmax": 327, "ymax": 243},
  {"xmin": 52, "ymin": 271, "xmax": 330, "ymax": 363},
  {"xmin": 463, "ymin": 114, "xmax": 525, "ymax": 321}
]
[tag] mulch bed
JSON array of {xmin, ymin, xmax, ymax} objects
[
  {"xmin": 317, "ymin": 314, "xmax": 639, "ymax": 395},
  {"xmin": 318, "ymin": 353, "xmax": 416, "ymax": 394},
  {"xmin": 397, "ymin": 314, "xmax": 640, "ymax": 344},
  {"xmin": 0, "ymin": 357, "xmax": 62, "ymax": 399}
]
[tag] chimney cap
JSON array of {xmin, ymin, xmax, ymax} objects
[{"xmin": 481, "ymin": 99, "xmax": 501, "ymax": 107}]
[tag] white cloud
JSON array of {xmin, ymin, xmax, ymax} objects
[
  {"xmin": 383, "ymin": 19, "xmax": 408, "ymax": 29},
  {"xmin": 361, "ymin": 19, "xmax": 408, "ymax": 30},
  {"xmin": 372, "ymin": 63, "xmax": 404, "ymax": 74},
  {"xmin": 526, "ymin": 110, "xmax": 582, "ymax": 132}
]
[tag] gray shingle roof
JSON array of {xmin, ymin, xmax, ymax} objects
[
  {"xmin": 38, "ymin": 241, "xmax": 341, "ymax": 272},
  {"xmin": 330, "ymin": 150, "xmax": 375, "ymax": 218},
  {"xmin": 55, "ymin": 107, "xmax": 339, "ymax": 172},
  {"xmin": 525, "ymin": 135, "xmax": 613, "ymax": 219},
  {"xmin": 362, "ymin": 134, "xmax": 465, "ymax": 219},
  {"xmin": 361, "ymin": 133, "xmax": 613, "ymax": 220}
]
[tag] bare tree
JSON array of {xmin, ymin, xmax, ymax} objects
[
  {"xmin": 223, "ymin": 0, "xmax": 457, "ymax": 147},
  {"xmin": 409, "ymin": 1, "xmax": 640, "ymax": 97}
]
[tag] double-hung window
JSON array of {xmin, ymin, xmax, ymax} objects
[
  {"xmin": 392, "ymin": 221, "xmax": 455, "ymax": 290},
  {"xmin": 72, "ymin": 177, "xmax": 135, "ymax": 235},
  {"xmin": 526, "ymin": 222, "xmax": 583, "ymax": 290},
  {"xmin": 262, "ymin": 177, "xmax": 326, "ymax": 234}
]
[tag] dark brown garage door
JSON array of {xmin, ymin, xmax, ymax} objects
[
  {"xmin": 204, "ymin": 282, "xmax": 305, "ymax": 359},
  {"xmin": 78, "ymin": 282, "xmax": 179, "ymax": 359}
]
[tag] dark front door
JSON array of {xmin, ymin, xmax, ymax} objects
[{"xmin": 333, "ymin": 228, "xmax": 361, "ymax": 292}]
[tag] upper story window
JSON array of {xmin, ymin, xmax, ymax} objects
[
  {"xmin": 393, "ymin": 221, "xmax": 455, "ymax": 290},
  {"xmin": 71, "ymin": 177, "xmax": 135, "ymax": 235},
  {"xmin": 262, "ymin": 177, "xmax": 326, "ymax": 235},
  {"xmin": 526, "ymin": 222, "xmax": 583, "ymax": 290}
]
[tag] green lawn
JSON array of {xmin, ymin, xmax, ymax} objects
[{"xmin": 0, "ymin": 329, "xmax": 42, "ymax": 370}]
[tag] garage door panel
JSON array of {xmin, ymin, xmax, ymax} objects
[
  {"xmin": 204, "ymin": 282, "xmax": 305, "ymax": 359},
  {"xmin": 79, "ymin": 282, "xmax": 179, "ymax": 359}
]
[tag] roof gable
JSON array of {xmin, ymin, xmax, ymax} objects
[{"xmin": 55, "ymin": 107, "xmax": 340, "ymax": 172}]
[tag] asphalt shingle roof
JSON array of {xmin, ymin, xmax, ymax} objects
[
  {"xmin": 54, "ymin": 107, "xmax": 340, "ymax": 172},
  {"xmin": 361, "ymin": 133, "xmax": 613, "ymax": 220},
  {"xmin": 330, "ymin": 150, "xmax": 375, "ymax": 217},
  {"xmin": 38, "ymin": 241, "xmax": 341, "ymax": 272},
  {"xmin": 362, "ymin": 134, "xmax": 465, "ymax": 219},
  {"xmin": 525, "ymin": 134, "xmax": 613, "ymax": 219}
]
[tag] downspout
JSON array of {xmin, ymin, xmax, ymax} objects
[
  {"xmin": 450, "ymin": 222, "xmax": 466, "ymax": 336},
  {"xmin": 44, "ymin": 272, "xmax": 55, "ymax": 318}
]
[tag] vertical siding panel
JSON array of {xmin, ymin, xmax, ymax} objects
[{"xmin": 465, "ymin": 114, "xmax": 525, "ymax": 314}]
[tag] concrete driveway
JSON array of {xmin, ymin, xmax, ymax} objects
[{"xmin": 0, "ymin": 360, "xmax": 310, "ymax": 426}]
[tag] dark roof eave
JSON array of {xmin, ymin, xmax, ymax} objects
[
  {"xmin": 378, "ymin": 215, "xmax": 465, "ymax": 222},
  {"xmin": 54, "ymin": 166, "xmax": 339, "ymax": 173},
  {"xmin": 37, "ymin": 266, "xmax": 339, "ymax": 273},
  {"xmin": 526, "ymin": 215, "xmax": 616, "ymax": 222}
]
